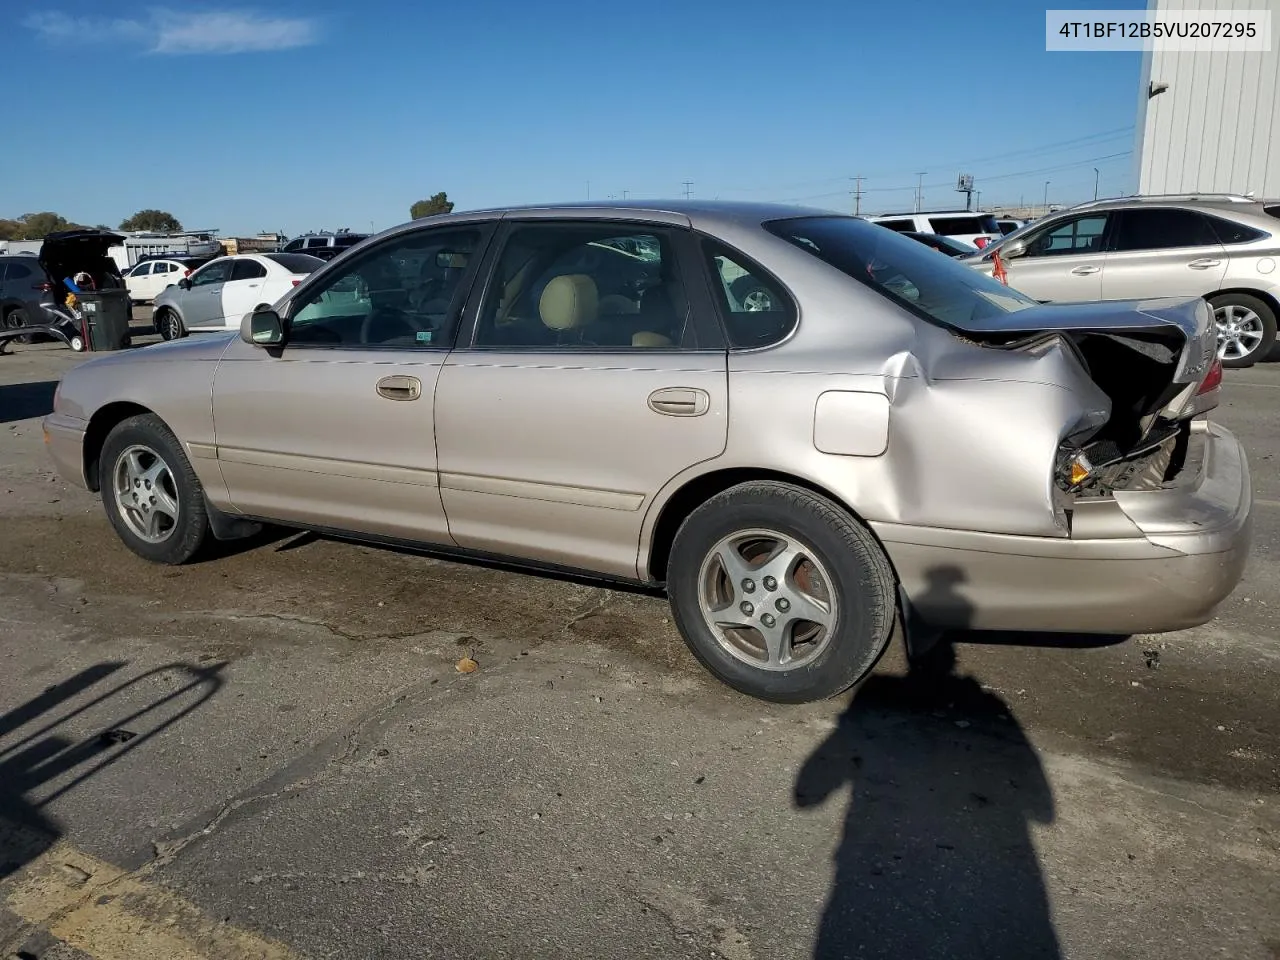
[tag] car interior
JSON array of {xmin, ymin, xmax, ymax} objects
[{"xmin": 476, "ymin": 229, "xmax": 688, "ymax": 349}]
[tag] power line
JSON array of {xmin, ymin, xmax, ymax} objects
[{"xmin": 712, "ymin": 125, "xmax": 1135, "ymax": 196}]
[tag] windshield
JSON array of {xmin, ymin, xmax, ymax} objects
[{"xmin": 763, "ymin": 216, "xmax": 1037, "ymax": 328}]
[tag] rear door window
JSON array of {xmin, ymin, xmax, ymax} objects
[
  {"xmin": 874, "ymin": 219, "xmax": 916, "ymax": 232},
  {"xmin": 1110, "ymin": 209, "xmax": 1221, "ymax": 251},
  {"xmin": 230, "ymin": 259, "xmax": 268, "ymax": 281}
]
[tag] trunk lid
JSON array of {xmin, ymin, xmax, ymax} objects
[{"xmin": 39, "ymin": 229, "xmax": 126, "ymax": 300}]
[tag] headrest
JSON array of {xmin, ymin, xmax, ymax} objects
[
  {"xmin": 539, "ymin": 274, "xmax": 598, "ymax": 331},
  {"xmin": 632, "ymin": 331, "xmax": 673, "ymax": 347}
]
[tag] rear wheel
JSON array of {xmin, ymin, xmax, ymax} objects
[
  {"xmin": 156, "ymin": 308, "xmax": 185, "ymax": 341},
  {"xmin": 667, "ymin": 481, "xmax": 896, "ymax": 703},
  {"xmin": 1211, "ymin": 293, "xmax": 1276, "ymax": 368},
  {"xmin": 99, "ymin": 414, "xmax": 209, "ymax": 564}
]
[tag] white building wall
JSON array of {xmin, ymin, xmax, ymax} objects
[{"xmin": 1137, "ymin": 0, "xmax": 1280, "ymax": 196}]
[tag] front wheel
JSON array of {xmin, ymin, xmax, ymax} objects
[
  {"xmin": 1211, "ymin": 293, "xmax": 1277, "ymax": 368},
  {"xmin": 99, "ymin": 414, "xmax": 210, "ymax": 564},
  {"xmin": 667, "ymin": 481, "xmax": 896, "ymax": 703},
  {"xmin": 155, "ymin": 308, "xmax": 185, "ymax": 341}
]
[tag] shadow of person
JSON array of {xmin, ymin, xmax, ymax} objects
[{"xmin": 795, "ymin": 568, "xmax": 1060, "ymax": 960}]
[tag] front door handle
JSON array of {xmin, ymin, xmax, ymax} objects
[
  {"xmin": 1069, "ymin": 265, "xmax": 1100, "ymax": 276},
  {"xmin": 376, "ymin": 375, "xmax": 422, "ymax": 401},
  {"xmin": 1188, "ymin": 258, "xmax": 1223, "ymax": 269},
  {"xmin": 648, "ymin": 387, "xmax": 710, "ymax": 417}
]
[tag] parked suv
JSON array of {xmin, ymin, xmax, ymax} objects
[
  {"xmin": 0, "ymin": 254, "xmax": 54, "ymax": 331},
  {"xmin": 962, "ymin": 194, "xmax": 1280, "ymax": 367},
  {"xmin": 281, "ymin": 230, "xmax": 371, "ymax": 262},
  {"xmin": 866, "ymin": 211, "xmax": 1003, "ymax": 249}
]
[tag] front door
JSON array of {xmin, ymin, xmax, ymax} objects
[
  {"xmin": 1101, "ymin": 207, "xmax": 1229, "ymax": 300},
  {"xmin": 1003, "ymin": 212, "xmax": 1111, "ymax": 302},
  {"xmin": 434, "ymin": 219, "xmax": 729, "ymax": 579},
  {"xmin": 181, "ymin": 258, "xmax": 232, "ymax": 328},
  {"xmin": 211, "ymin": 223, "xmax": 494, "ymax": 541}
]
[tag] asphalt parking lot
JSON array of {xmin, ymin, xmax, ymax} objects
[{"xmin": 0, "ymin": 309, "xmax": 1277, "ymax": 960}]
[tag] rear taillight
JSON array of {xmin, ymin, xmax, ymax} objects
[
  {"xmin": 291, "ymin": 279, "xmax": 301, "ymax": 286},
  {"xmin": 35, "ymin": 281, "xmax": 54, "ymax": 292},
  {"xmin": 183, "ymin": 269, "xmax": 191, "ymax": 277},
  {"xmin": 972, "ymin": 236, "xmax": 991, "ymax": 249},
  {"xmin": 1198, "ymin": 358, "xmax": 1223, "ymax": 395}
]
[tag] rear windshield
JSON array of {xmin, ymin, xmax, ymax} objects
[
  {"xmin": 764, "ymin": 216, "xmax": 1037, "ymax": 329},
  {"xmin": 265, "ymin": 253, "xmax": 325, "ymax": 273},
  {"xmin": 927, "ymin": 214, "xmax": 1000, "ymax": 236}
]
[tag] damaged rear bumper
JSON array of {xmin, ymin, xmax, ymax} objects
[{"xmin": 874, "ymin": 420, "xmax": 1251, "ymax": 634}]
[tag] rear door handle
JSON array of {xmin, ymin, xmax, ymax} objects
[
  {"xmin": 1069, "ymin": 265, "xmax": 1100, "ymax": 276},
  {"xmin": 648, "ymin": 387, "xmax": 710, "ymax": 417},
  {"xmin": 1188, "ymin": 258, "xmax": 1223, "ymax": 269},
  {"xmin": 376, "ymin": 375, "xmax": 422, "ymax": 401}
]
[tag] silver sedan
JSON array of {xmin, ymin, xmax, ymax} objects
[{"xmin": 43, "ymin": 202, "xmax": 1250, "ymax": 702}]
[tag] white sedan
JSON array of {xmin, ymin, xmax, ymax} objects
[
  {"xmin": 151, "ymin": 253, "xmax": 324, "ymax": 341},
  {"xmin": 122, "ymin": 258, "xmax": 204, "ymax": 304}
]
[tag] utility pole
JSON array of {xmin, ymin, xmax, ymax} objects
[
  {"xmin": 1043, "ymin": 180, "xmax": 1051, "ymax": 214},
  {"xmin": 974, "ymin": 190, "xmax": 981, "ymax": 212},
  {"xmin": 622, "ymin": 189, "xmax": 629, "ymax": 200},
  {"xmin": 587, "ymin": 180, "xmax": 591, "ymax": 200},
  {"xmin": 914, "ymin": 172, "xmax": 927, "ymax": 213},
  {"xmin": 852, "ymin": 175, "xmax": 864, "ymax": 215},
  {"xmin": 1093, "ymin": 167, "xmax": 1100, "ymax": 200},
  {"xmin": 682, "ymin": 180, "xmax": 694, "ymax": 200}
]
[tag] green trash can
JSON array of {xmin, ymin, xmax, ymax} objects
[{"xmin": 78, "ymin": 288, "xmax": 132, "ymax": 351}]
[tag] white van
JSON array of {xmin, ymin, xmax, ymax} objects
[{"xmin": 865, "ymin": 211, "xmax": 1003, "ymax": 249}]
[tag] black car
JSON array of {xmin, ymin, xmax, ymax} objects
[{"xmin": 901, "ymin": 231, "xmax": 978, "ymax": 258}]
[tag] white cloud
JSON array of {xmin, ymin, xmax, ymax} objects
[{"xmin": 24, "ymin": 8, "xmax": 320, "ymax": 55}]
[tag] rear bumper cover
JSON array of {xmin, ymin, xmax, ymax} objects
[{"xmin": 876, "ymin": 421, "xmax": 1252, "ymax": 634}]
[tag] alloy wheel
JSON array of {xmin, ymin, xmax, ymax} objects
[
  {"xmin": 1215, "ymin": 303, "xmax": 1264, "ymax": 362},
  {"xmin": 112, "ymin": 444, "xmax": 180, "ymax": 543},
  {"xmin": 696, "ymin": 528, "xmax": 838, "ymax": 671}
]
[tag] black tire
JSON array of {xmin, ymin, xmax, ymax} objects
[
  {"xmin": 1210, "ymin": 292, "xmax": 1277, "ymax": 368},
  {"xmin": 667, "ymin": 481, "xmax": 896, "ymax": 703},
  {"xmin": 155, "ymin": 308, "xmax": 185, "ymax": 341},
  {"xmin": 3, "ymin": 307, "xmax": 32, "ymax": 344},
  {"xmin": 99, "ymin": 413, "xmax": 210, "ymax": 565}
]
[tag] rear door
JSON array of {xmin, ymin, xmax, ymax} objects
[
  {"xmin": 433, "ymin": 217, "xmax": 729, "ymax": 578},
  {"xmin": 221, "ymin": 258, "xmax": 269, "ymax": 328},
  {"xmin": 1101, "ymin": 207, "xmax": 1228, "ymax": 300},
  {"xmin": 1002, "ymin": 212, "xmax": 1111, "ymax": 302},
  {"xmin": 181, "ymin": 258, "xmax": 233, "ymax": 328}
]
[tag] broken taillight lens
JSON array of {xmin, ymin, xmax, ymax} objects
[{"xmin": 1198, "ymin": 358, "xmax": 1223, "ymax": 395}]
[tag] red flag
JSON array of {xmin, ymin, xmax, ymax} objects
[{"xmin": 991, "ymin": 249, "xmax": 1008, "ymax": 285}]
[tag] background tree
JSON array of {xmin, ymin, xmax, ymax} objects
[
  {"xmin": 410, "ymin": 192, "xmax": 454, "ymax": 219},
  {"xmin": 119, "ymin": 209, "xmax": 184, "ymax": 233},
  {"xmin": 0, "ymin": 212, "xmax": 84, "ymax": 240}
]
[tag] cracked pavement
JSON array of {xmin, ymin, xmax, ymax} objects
[{"xmin": 1, "ymin": 330, "xmax": 1278, "ymax": 959}]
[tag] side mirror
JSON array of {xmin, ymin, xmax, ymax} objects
[
  {"xmin": 244, "ymin": 308, "xmax": 285, "ymax": 346},
  {"xmin": 1000, "ymin": 238, "xmax": 1027, "ymax": 259},
  {"xmin": 178, "ymin": 277, "xmax": 192, "ymax": 290}
]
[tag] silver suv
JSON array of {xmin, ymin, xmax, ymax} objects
[{"xmin": 962, "ymin": 194, "xmax": 1280, "ymax": 367}]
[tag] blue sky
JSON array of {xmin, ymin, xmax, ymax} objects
[{"xmin": 6, "ymin": 0, "xmax": 1146, "ymax": 236}]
